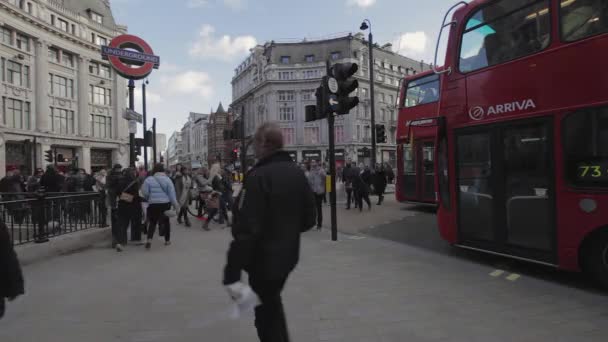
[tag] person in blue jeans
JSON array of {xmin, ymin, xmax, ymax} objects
[{"xmin": 142, "ymin": 163, "xmax": 179, "ymax": 249}]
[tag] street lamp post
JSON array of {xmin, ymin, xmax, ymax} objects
[{"xmin": 360, "ymin": 19, "xmax": 376, "ymax": 167}]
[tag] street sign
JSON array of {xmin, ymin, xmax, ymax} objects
[
  {"xmin": 123, "ymin": 108, "xmax": 143, "ymax": 123},
  {"xmin": 128, "ymin": 120, "xmax": 137, "ymax": 134},
  {"xmin": 102, "ymin": 34, "xmax": 160, "ymax": 80},
  {"xmin": 328, "ymin": 77, "xmax": 338, "ymax": 93}
]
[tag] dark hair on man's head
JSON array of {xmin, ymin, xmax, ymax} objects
[
  {"xmin": 152, "ymin": 163, "xmax": 165, "ymax": 174},
  {"xmin": 254, "ymin": 122, "xmax": 284, "ymax": 153},
  {"xmin": 180, "ymin": 166, "xmax": 188, "ymax": 173}
]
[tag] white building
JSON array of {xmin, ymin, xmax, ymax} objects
[
  {"xmin": 180, "ymin": 111, "xmax": 209, "ymax": 169},
  {"xmin": 231, "ymin": 33, "xmax": 429, "ymax": 168},
  {"xmin": 166, "ymin": 130, "xmax": 182, "ymax": 169},
  {"xmin": 0, "ymin": 0, "xmax": 129, "ymax": 176}
]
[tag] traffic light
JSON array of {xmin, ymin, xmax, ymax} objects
[
  {"xmin": 144, "ymin": 130, "xmax": 154, "ymax": 147},
  {"xmin": 306, "ymin": 77, "xmax": 330, "ymax": 122},
  {"xmin": 232, "ymin": 119, "xmax": 243, "ymax": 139},
  {"xmin": 56, "ymin": 154, "xmax": 65, "ymax": 163},
  {"xmin": 375, "ymin": 124, "xmax": 387, "ymax": 143},
  {"xmin": 231, "ymin": 148, "xmax": 238, "ymax": 162},
  {"xmin": 134, "ymin": 138, "xmax": 144, "ymax": 156},
  {"xmin": 329, "ymin": 62, "xmax": 359, "ymax": 115},
  {"xmin": 44, "ymin": 149, "xmax": 53, "ymax": 163}
]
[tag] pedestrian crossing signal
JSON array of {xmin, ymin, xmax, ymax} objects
[
  {"xmin": 44, "ymin": 150, "xmax": 53, "ymax": 163},
  {"xmin": 375, "ymin": 124, "xmax": 387, "ymax": 143}
]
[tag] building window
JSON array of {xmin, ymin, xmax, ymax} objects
[
  {"xmin": 3, "ymin": 98, "xmax": 30, "ymax": 130},
  {"xmin": 278, "ymin": 71, "xmax": 294, "ymax": 80},
  {"xmin": 361, "ymin": 88, "xmax": 368, "ymax": 98},
  {"xmin": 304, "ymin": 127, "xmax": 320, "ymax": 144},
  {"xmin": 49, "ymin": 74, "xmax": 73, "ymax": 98},
  {"xmin": 335, "ymin": 125, "xmax": 344, "ymax": 143},
  {"xmin": 387, "ymin": 77, "xmax": 393, "ymax": 85},
  {"xmin": 364, "ymin": 126, "xmax": 371, "ymax": 139},
  {"xmin": 302, "ymin": 89, "xmax": 315, "ymax": 101},
  {"xmin": 18, "ymin": 0, "xmax": 25, "ymax": 9},
  {"xmin": 7, "ymin": 61, "xmax": 29, "ymax": 88},
  {"xmin": 280, "ymin": 56, "xmax": 290, "ymax": 64},
  {"xmin": 381, "ymin": 109, "xmax": 386, "ymax": 121},
  {"xmin": 305, "ymin": 55, "xmax": 315, "ymax": 63},
  {"xmin": 356, "ymin": 125, "xmax": 361, "ymax": 141},
  {"xmin": 278, "ymin": 106, "xmax": 295, "ymax": 121},
  {"xmin": 15, "ymin": 33, "xmax": 29, "ymax": 52},
  {"xmin": 99, "ymin": 64, "xmax": 111, "ymax": 78},
  {"xmin": 278, "ymin": 91, "xmax": 295, "ymax": 101},
  {"xmin": 48, "ymin": 47, "xmax": 60, "ymax": 63},
  {"xmin": 90, "ymin": 11, "xmax": 103, "ymax": 24},
  {"xmin": 89, "ymin": 62, "xmax": 99, "ymax": 75},
  {"xmin": 56, "ymin": 18, "xmax": 69, "ymax": 32},
  {"xmin": 303, "ymin": 69, "xmax": 319, "ymax": 79},
  {"xmin": 90, "ymin": 85, "xmax": 111, "ymax": 105},
  {"xmin": 330, "ymin": 51, "xmax": 341, "ymax": 60},
  {"xmin": 281, "ymin": 127, "xmax": 295, "ymax": 145},
  {"xmin": 91, "ymin": 115, "xmax": 112, "ymax": 138},
  {"xmin": 379, "ymin": 93, "xmax": 385, "ymax": 103},
  {"xmin": 50, "ymin": 107, "xmax": 74, "ymax": 134},
  {"xmin": 96, "ymin": 35, "xmax": 107, "ymax": 46},
  {"xmin": 1, "ymin": 27, "xmax": 11, "ymax": 45},
  {"xmin": 62, "ymin": 51, "xmax": 74, "ymax": 68},
  {"xmin": 71, "ymin": 24, "xmax": 76, "ymax": 35},
  {"xmin": 389, "ymin": 94, "xmax": 394, "ymax": 106}
]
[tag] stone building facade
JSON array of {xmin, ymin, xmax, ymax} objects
[
  {"xmin": 0, "ymin": 0, "xmax": 129, "ymax": 176},
  {"xmin": 231, "ymin": 33, "xmax": 430, "ymax": 168},
  {"xmin": 206, "ymin": 102, "xmax": 233, "ymax": 166},
  {"xmin": 180, "ymin": 111, "xmax": 208, "ymax": 169}
]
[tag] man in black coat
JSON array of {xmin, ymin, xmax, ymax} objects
[
  {"xmin": 373, "ymin": 164, "xmax": 388, "ymax": 205},
  {"xmin": 0, "ymin": 222, "xmax": 24, "ymax": 319},
  {"xmin": 223, "ymin": 122, "xmax": 316, "ymax": 342}
]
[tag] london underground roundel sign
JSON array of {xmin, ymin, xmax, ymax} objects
[{"xmin": 101, "ymin": 34, "xmax": 160, "ymax": 80}]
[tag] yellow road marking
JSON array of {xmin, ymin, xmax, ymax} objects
[
  {"xmin": 490, "ymin": 270, "xmax": 505, "ymax": 277},
  {"xmin": 506, "ymin": 273, "xmax": 521, "ymax": 282}
]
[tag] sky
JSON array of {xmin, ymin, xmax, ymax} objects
[{"xmin": 109, "ymin": 0, "xmax": 458, "ymax": 137}]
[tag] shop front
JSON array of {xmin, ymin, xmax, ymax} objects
[
  {"xmin": 5, "ymin": 140, "xmax": 34, "ymax": 175},
  {"xmin": 285, "ymin": 151, "xmax": 298, "ymax": 162},
  {"xmin": 357, "ymin": 147, "xmax": 371, "ymax": 166},
  {"xmin": 381, "ymin": 149, "xmax": 397, "ymax": 169},
  {"xmin": 302, "ymin": 150, "xmax": 322, "ymax": 162},
  {"xmin": 91, "ymin": 149, "xmax": 113, "ymax": 173}
]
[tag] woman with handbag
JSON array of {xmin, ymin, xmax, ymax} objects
[
  {"xmin": 114, "ymin": 168, "xmax": 141, "ymax": 252},
  {"xmin": 141, "ymin": 163, "xmax": 179, "ymax": 249},
  {"xmin": 174, "ymin": 166, "xmax": 192, "ymax": 227}
]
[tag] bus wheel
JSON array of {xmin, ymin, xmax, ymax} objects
[{"xmin": 584, "ymin": 233, "xmax": 608, "ymax": 289}]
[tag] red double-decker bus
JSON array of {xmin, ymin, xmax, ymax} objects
[
  {"xmin": 396, "ymin": 71, "xmax": 441, "ymax": 205},
  {"xmin": 434, "ymin": 0, "xmax": 608, "ymax": 286}
]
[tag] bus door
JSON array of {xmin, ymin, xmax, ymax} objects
[
  {"xmin": 455, "ymin": 118, "xmax": 556, "ymax": 263},
  {"xmin": 419, "ymin": 140, "xmax": 436, "ymax": 202}
]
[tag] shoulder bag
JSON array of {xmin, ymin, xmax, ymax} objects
[{"xmin": 119, "ymin": 180, "xmax": 138, "ymax": 203}]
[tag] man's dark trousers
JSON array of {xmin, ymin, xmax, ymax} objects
[
  {"xmin": 314, "ymin": 194, "xmax": 323, "ymax": 228},
  {"xmin": 249, "ymin": 274, "xmax": 290, "ymax": 342}
]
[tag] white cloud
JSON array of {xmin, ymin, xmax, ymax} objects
[
  {"xmin": 392, "ymin": 31, "xmax": 428, "ymax": 57},
  {"xmin": 223, "ymin": 0, "xmax": 246, "ymax": 10},
  {"xmin": 187, "ymin": 0, "xmax": 209, "ymax": 8},
  {"xmin": 160, "ymin": 71, "xmax": 214, "ymax": 98},
  {"xmin": 347, "ymin": 0, "xmax": 376, "ymax": 8},
  {"xmin": 134, "ymin": 88, "xmax": 163, "ymax": 105},
  {"xmin": 189, "ymin": 25, "xmax": 257, "ymax": 61}
]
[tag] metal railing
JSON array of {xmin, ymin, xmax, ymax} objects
[{"xmin": 0, "ymin": 191, "xmax": 107, "ymax": 245}]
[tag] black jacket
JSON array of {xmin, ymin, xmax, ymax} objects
[
  {"xmin": 0, "ymin": 222, "xmax": 24, "ymax": 319},
  {"xmin": 223, "ymin": 150, "xmax": 316, "ymax": 285},
  {"xmin": 373, "ymin": 170, "xmax": 388, "ymax": 194},
  {"xmin": 40, "ymin": 172, "xmax": 64, "ymax": 193}
]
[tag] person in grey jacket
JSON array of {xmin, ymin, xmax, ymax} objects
[
  {"xmin": 307, "ymin": 160, "xmax": 326, "ymax": 230},
  {"xmin": 141, "ymin": 163, "xmax": 179, "ymax": 249}
]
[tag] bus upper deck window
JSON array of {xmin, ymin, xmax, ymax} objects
[
  {"xmin": 561, "ymin": 0, "xmax": 608, "ymax": 42},
  {"xmin": 459, "ymin": 0, "xmax": 551, "ymax": 73}
]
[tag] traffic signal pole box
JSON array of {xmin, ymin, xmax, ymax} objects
[{"xmin": 305, "ymin": 60, "xmax": 359, "ymax": 241}]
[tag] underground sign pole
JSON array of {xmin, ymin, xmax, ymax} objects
[{"xmin": 101, "ymin": 34, "xmax": 160, "ymax": 169}]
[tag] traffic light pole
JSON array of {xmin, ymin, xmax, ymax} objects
[
  {"xmin": 128, "ymin": 79, "xmax": 136, "ymax": 168},
  {"xmin": 152, "ymin": 118, "xmax": 157, "ymax": 166},
  {"xmin": 142, "ymin": 81, "xmax": 148, "ymax": 172},
  {"xmin": 326, "ymin": 60, "xmax": 338, "ymax": 242},
  {"xmin": 368, "ymin": 31, "xmax": 377, "ymax": 167},
  {"xmin": 241, "ymin": 106, "xmax": 246, "ymax": 176}
]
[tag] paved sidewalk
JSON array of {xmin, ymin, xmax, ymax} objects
[{"xmin": 1, "ymin": 218, "xmax": 607, "ymax": 341}]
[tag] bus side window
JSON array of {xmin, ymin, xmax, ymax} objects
[{"xmin": 561, "ymin": 0, "xmax": 608, "ymax": 42}]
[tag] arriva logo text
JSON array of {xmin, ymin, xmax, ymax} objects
[{"xmin": 469, "ymin": 99, "xmax": 536, "ymax": 121}]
